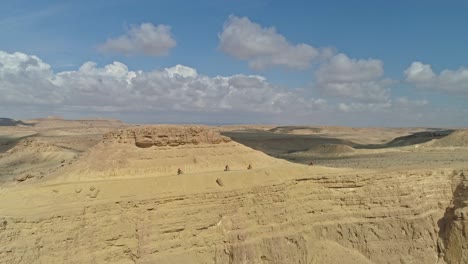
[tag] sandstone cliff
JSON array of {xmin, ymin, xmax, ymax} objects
[
  {"xmin": 0, "ymin": 126, "xmax": 467, "ymax": 263},
  {"xmin": 438, "ymin": 171, "xmax": 468, "ymax": 264},
  {"xmin": 103, "ymin": 126, "xmax": 232, "ymax": 147},
  {"xmin": 54, "ymin": 126, "xmax": 288, "ymax": 182}
]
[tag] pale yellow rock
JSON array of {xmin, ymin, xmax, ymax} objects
[{"xmin": 0, "ymin": 123, "xmax": 467, "ymax": 264}]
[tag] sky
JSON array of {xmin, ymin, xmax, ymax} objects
[{"xmin": 0, "ymin": 0, "xmax": 467, "ymax": 127}]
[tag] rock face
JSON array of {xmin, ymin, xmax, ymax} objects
[
  {"xmin": 56, "ymin": 126, "xmax": 283, "ymax": 181},
  {"xmin": 1, "ymin": 124, "xmax": 467, "ymax": 263},
  {"xmin": 103, "ymin": 126, "xmax": 232, "ymax": 148},
  {"xmin": 0, "ymin": 168, "xmax": 466, "ymax": 264},
  {"xmin": 438, "ymin": 172, "xmax": 468, "ymax": 264}
]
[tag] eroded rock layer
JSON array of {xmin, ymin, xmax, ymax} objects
[
  {"xmin": 54, "ymin": 126, "xmax": 285, "ymax": 181},
  {"xmin": 0, "ymin": 167, "xmax": 466, "ymax": 263},
  {"xmin": 103, "ymin": 126, "xmax": 232, "ymax": 148},
  {"xmin": 438, "ymin": 171, "xmax": 468, "ymax": 264},
  {"xmin": 1, "ymin": 125, "xmax": 467, "ymax": 264}
]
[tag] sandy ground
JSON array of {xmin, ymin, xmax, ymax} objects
[
  {"xmin": 0, "ymin": 119, "xmax": 467, "ymax": 264},
  {"xmin": 222, "ymin": 127, "xmax": 467, "ymax": 170}
]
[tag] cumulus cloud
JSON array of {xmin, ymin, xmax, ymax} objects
[
  {"xmin": 405, "ymin": 62, "xmax": 468, "ymax": 95},
  {"xmin": 315, "ymin": 53, "xmax": 391, "ymax": 102},
  {"xmin": 0, "ymin": 51, "xmax": 62, "ymax": 105},
  {"xmin": 0, "ymin": 50, "xmax": 326, "ymax": 118},
  {"xmin": 165, "ymin": 65, "xmax": 198, "ymax": 78},
  {"xmin": 5, "ymin": 50, "xmax": 458, "ymax": 126},
  {"xmin": 404, "ymin": 62, "xmax": 436, "ymax": 84},
  {"xmin": 219, "ymin": 16, "xmax": 327, "ymax": 70},
  {"xmin": 98, "ymin": 23, "xmax": 176, "ymax": 56}
]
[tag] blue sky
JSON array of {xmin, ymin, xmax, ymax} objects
[{"xmin": 1, "ymin": 0, "xmax": 467, "ymax": 126}]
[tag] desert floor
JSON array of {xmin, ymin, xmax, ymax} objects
[{"xmin": 0, "ymin": 118, "xmax": 466, "ymax": 264}]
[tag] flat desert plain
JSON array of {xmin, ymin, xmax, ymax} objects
[{"xmin": 0, "ymin": 118, "xmax": 467, "ymax": 264}]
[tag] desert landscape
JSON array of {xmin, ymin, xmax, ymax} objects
[
  {"xmin": 2, "ymin": 1, "xmax": 467, "ymax": 263},
  {"xmin": 0, "ymin": 117, "xmax": 466, "ymax": 264}
]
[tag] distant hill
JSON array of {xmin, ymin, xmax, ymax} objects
[
  {"xmin": 0, "ymin": 118, "xmax": 30, "ymax": 126},
  {"xmin": 428, "ymin": 130, "xmax": 468, "ymax": 147},
  {"xmin": 355, "ymin": 130, "xmax": 454, "ymax": 149}
]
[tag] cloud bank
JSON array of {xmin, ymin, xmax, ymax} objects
[
  {"xmin": 0, "ymin": 50, "xmax": 450, "ymax": 126},
  {"xmin": 0, "ymin": 51, "xmax": 325, "ymax": 117}
]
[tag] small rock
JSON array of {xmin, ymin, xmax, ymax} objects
[
  {"xmin": 216, "ymin": 178, "xmax": 224, "ymax": 187},
  {"xmin": 88, "ymin": 186, "xmax": 100, "ymax": 198},
  {"xmin": 14, "ymin": 174, "xmax": 34, "ymax": 182},
  {"xmin": 0, "ymin": 219, "xmax": 7, "ymax": 230}
]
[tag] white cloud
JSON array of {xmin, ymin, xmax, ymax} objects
[
  {"xmin": 165, "ymin": 64, "xmax": 198, "ymax": 78},
  {"xmin": 405, "ymin": 61, "xmax": 468, "ymax": 95},
  {"xmin": 219, "ymin": 16, "xmax": 327, "ymax": 70},
  {"xmin": 0, "ymin": 50, "xmax": 326, "ymax": 117},
  {"xmin": 4, "ymin": 50, "xmax": 465, "ymax": 126},
  {"xmin": 0, "ymin": 51, "xmax": 62, "ymax": 105},
  {"xmin": 316, "ymin": 53, "xmax": 383, "ymax": 83},
  {"xmin": 98, "ymin": 23, "xmax": 176, "ymax": 56},
  {"xmin": 404, "ymin": 62, "xmax": 436, "ymax": 84},
  {"xmin": 315, "ymin": 53, "xmax": 391, "ymax": 102}
]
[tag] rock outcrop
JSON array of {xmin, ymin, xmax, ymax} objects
[
  {"xmin": 1, "ymin": 124, "xmax": 467, "ymax": 263},
  {"xmin": 438, "ymin": 171, "xmax": 468, "ymax": 264},
  {"xmin": 0, "ymin": 168, "xmax": 466, "ymax": 263},
  {"xmin": 103, "ymin": 126, "xmax": 231, "ymax": 148},
  {"xmin": 55, "ymin": 126, "xmax": 284, "ymax": 181}
]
